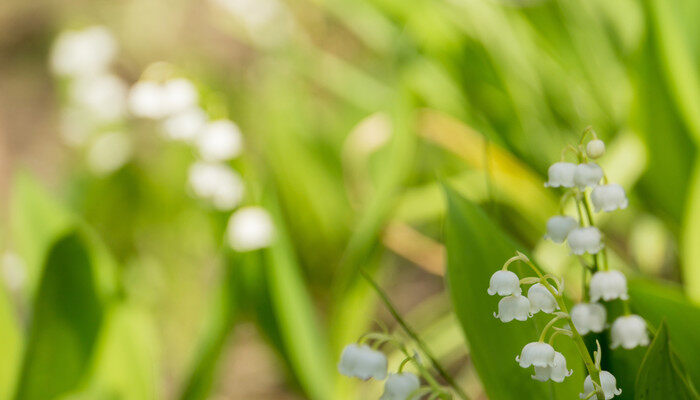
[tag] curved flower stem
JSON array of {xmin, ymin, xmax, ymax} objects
[
  {"xmin": 538, "ymin": 315, "xmax": 566, "ymax": 342},
  {"xmin": 360, "ymin": 269, "xmax": 469, "ymax": 400}
]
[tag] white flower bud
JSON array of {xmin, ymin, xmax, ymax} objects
[
  {"xmin": 50, "ymin": 26, "xmax": 117, "ymax": 77},
  {"xmin": 580, "ymin": 371, "xmax": 622, "ymax": 399},
  {"xmin": 570, "ymin": 303, "xmax": 607, "ymax": 335},
  {"xmin": 226, "ymin": 207, "xmax": 275, "ymax": 251},
  {"xmin": 574, "ymin": 162, "xmax": 603, "ymax": 189},
  {"xmin": 487, "ymin": 270, "xmax": 521, "ymax": 296},
  {"xmin": 545, "ymin": 162, "xmax": 577, "ymax": 188},
  {"xmin": 86, "ymin": 132, "xmax": 132, "ymax": 176},
  {"xmin": 188, "ymin": 162, "xmax": 245, "ymax": 210},
  {"xmin": 162, "ymin": 107, "xmax": 208, "ymax": 142},
  {"xmin": 610, "ymin": 315, "xmax": 649, "ymax": 349},
  {"xmin": 338, "ymin": 344, "xmax": 387, "ymax": 381},
  {"xmin": 591, "ymin": 184, "xmax": 628, "ymax": 213},
  {"xmin": 532, "ymin": 351, "xmax": 572, "ymax": 383},
  {"xmin": 380, "ymin": 373, "xmax": 420, "ymax": 400},
  {"xmin": 516, "ymin": 342, "xmax": 555, "ymax": 368},
  {"xmin": 494, "ymin": 294, "xmax": 531, "ymax": 322},
  {"xmin": 567, "ymin": 227, "xmax": 603, "ymax": 255},
  {"xmin": 196, "ymin": 119, "xmax": 244, "ymax": 162},
  {"xmin": 586, "ymin": 139, "xmax": 606, "ymax": 159},
  {"xmin": 545, "ymin": 216, "xmax": 578, "ymax": 244},
  {"xmin": 527, "ymin": 283, "xmax": 559, "ymax": 314},
  {"xmin": 590, "ymin": 270, "xmax": 628, "ymax": 302}
]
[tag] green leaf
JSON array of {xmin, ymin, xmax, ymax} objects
[
  {"xmin": 0, "ymin": 285, "xmax": 22, "ymax": 400},
  {"xmin": 443, "ymin": 185, "xmax": 582, "ymax": 400},
  {"xmin": 635, "ymin": 320, "xmax": 699, "ymax": 399},
  {"xmin": 14, "ymin": 232, "xmax": 105, "ymax": 400}
]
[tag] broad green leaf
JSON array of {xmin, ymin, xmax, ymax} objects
[
  {"xmin": 682, "ymin": 159, "xmax": 700, "ymax": 303},
  {"xmin": 635, "ymin": 320, "xmax": 699, "ymax": 399},
  {"xmin": 629, "ymin": 278, "xmax": 700, "ymax": 390},
  {"xmin": 14, "ymin": 232, "xmax": 104, "ymax": 400},
  {"xmin": 443, "ymin": 185, "xmax": 582, "ymax": 400},
  {"xmin": 0, "ymin": 285, "xmax": 21, "ymax": 400}
]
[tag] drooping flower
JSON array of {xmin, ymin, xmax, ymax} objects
[
  {"xmin": 338, "ymin": 344, "xmax": 388, "ymax": 381},
  {"xmin": 586, "ymin": 139, "xmax": 606, "ymax": 159},
  {"xmin": 226, "ymin": 206, "xmax": 275, "ymax": 251},
  {"xmin": 516, "ymin": 342, "xmax": 556, "ymax": 368},
  {"xmin": 188, "ymin": 162, "xmax": 245, "ymax": 210},
  {"xmin": 527, "ymin": 283, "xmax": 559, "ymax": 314},
  {"xmin": 545, "ymin": 216, "xmax": 578, "ymax": 244},
  {"xmin": 494, "ymin": 295, "xmax": 531, "ymax": 322},
  {"xmin": 50, "ymin": 26, "xmax": 117, "ymax": 77},
  {"xmin": 590, "ymin": 270, "xmax": 628, "ymax": 302},
  {"xmin": 162, "ymin": 107, "xmax": 208, "ymax": 142},
  {"xmin": 567, "ymin": 227, "xmax": 603, "ymax": 255},
  {"xmin": 570, "ymin": 303, "xmax": 607, "ymax": 335},
  {"xmin": 591, "ymin": 184, "xmax": 628, "ymax": 213},
  {"xmin": 196, "ymin": 119, "xmax": 244, "ymax": 162},
  {"xmin": 610, "ymin": 315, "xmax": 649, "ymax": 349},
  {"xmin": 128, "ymin": 81, "xmax": 167, "ymax": 119},
  {"xmin": 545, "ymin": 162, "xmax": 577, "ymax": 188},
  {"xmin": 70, "ymin": 73, "xmax": 127, "ymax": 121},
  {"xmin": 532, "ymin": 351, "xmax": 573, "ymax": 383},
  {"xmin": 488, "ymin": 270, "xmax": 521, "ymax": 296},
  {"xmin": 161, "ymin": 78, "xmax": 198, "ymax": 115},
  {"xmin": 380, "ymin": 373, "xmax": 421, "ymax": 400},
  {"xmin": 574, "ymin": 163, "xmax": 603, "ymax": 189},
  {"xmin": 580, "ymin": 371, "xmax": 622, "ymax": 400}
]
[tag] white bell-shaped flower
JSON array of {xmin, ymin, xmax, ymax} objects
[
  {"xmin": 488, "ymin": 270, "xmax": 521, "ymax": 296},
  {"xmin": 70, "ymin": 74, "xmax": 127, "ymax": 121},
  {"xmin": 532, "ymin": 351, "xmax": 573, "ymax": 383},
  {"xmin": 86, "ymin": 132, "xmax": 132, "ymax": 176},
  {"xmin": 567, "ymin": 227, "xmax": 603, "ymax": 255},
  {"xmin": 162, "ymin": 107, "xmax": 208, "ymax": 142},
  {"xmin": 590, "ymin": 270, "xmax": 628, "ymax": 302},
  {"xmin": 128, "ymin": 81, "xmax": 167, "ymax": 119},
  {"xmin": 545, "ymin": 216, "xmax": 578, "ymax": 244},
  {"xmin": 188, "ymin": 162, "xmax": 245, "ymax": 210},
  {"xmin": 545, "ymin": 162, "xmax": 577, "ymax": 188},
  {"xmin": 494, "ymin": 295, "xmax": 531, "ymax": 322},
  {"xmin": 516, "ymin": 342, "xmax": 555, "ymax": 368},
  {"xmin": 586, "ymin": 139, "xmax": 606, "ymax": 159},
  {"xmin": 226, "ymin": 207, "xmax": 275, "ymax": 251},
  {"xmin": 380, "ymin": 372, "xmax": 420, "ymax": 400},
  {"xmin": 574, "ymin": 163, "xmax": 603, "ymax": 189},
  {"xmin": 610, "ymin": 315, "xmax": 649, "ymax": 349},
  {"xmin": 591, "ymin": 184, "xmax": 628, "ymax": 213},
  {"xmin": 338, "ymin": 344, "xmax": 388, "ymax": 381},
  {"xmin": 196, "ymin": 119, "xmax": 244, "ymax": 162},
  {"xmin": 50, "ymin": 26, "xmax": 117, "ymax": 77},
  {"xmin": 570, "ymin": 303, "xmax": 607, "ymax": 335},
  {"xmin": 161, "ymin": 78, "xmax": 198, "ymax": 115},
  {"xmin": 580, "ymin": 371, "xmax": 622, "ymax": 400},
  {"xmin": 527, "ymin": 283, "xmax": 559, "ymax": 314}
]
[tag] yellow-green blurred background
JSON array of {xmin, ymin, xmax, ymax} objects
[{"xmin": 1, "ymin": 0, "xmax": 700, "ymax": 399}]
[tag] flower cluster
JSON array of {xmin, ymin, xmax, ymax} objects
[{"xmin": 489, "ymin": 130, "xmax": 649, "ymax": 400}]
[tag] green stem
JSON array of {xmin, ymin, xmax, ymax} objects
[
  {"xmin": 538, "ymin": 315, "xmax": 565, "ymax": 342},
  {"xmin": 360, "ymin": 269, "xmax": 469, "ymax": 400}
]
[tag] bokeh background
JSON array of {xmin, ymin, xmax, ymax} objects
[{"xmin": 1, "ymin": 0, "xmax": 700, "ymax": 399}]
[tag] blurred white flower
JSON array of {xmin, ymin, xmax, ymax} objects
[
  {"xmin": 545, "ymin": 162, "xmax": 576, "ymax": 188},
  {"xmin": 570, "ymin": 303, "xmax": 607, "ymax": 335},
  {"xmin": 162, "ymin": 107, "xmax": 208, "ymax": 142},
  {"xmin": 590, "ymin": 270, "xmax": 628, "ymax": 302},
  {"xmin": 574, "ymin": 162, "xmax": 603, "ymax": 189},
  {"xmin": 494, "ymin": 294, "xmax": 531, "ymax": 322},
  {"xmin": 488, "ymin": 270, "xmax": 521, "ymax": 296},
  {"xmin": 2, "ymin": 251, "xmax": 26, "ymax": 292},
  {"xmin": 188, "ymin": 162, "xmax": 245, "ymax": 210},
  {"xmin": 580, "ymin": 371, "xmax": 621, "ymax": 400},
  {"xmin": 162, "ymin": 78, "xmax": 198, "ymax": 115},
  {"xmin": 531, "ymin": 351, "xmax": 572, "ymax": 383},
  {"xmin": 70, "ymin": 73, "xmax": 128, "ymax": 121},
  {"xmin": 610, "ymin": 315, "xmax": 649, "ymax": 349},
  {"xmin": 586, "ymin": 139, "xmax": 606, "ymax": 159},
  {"xmin": 86, "ymin": 132, "xmax": 132, "ymax": 176},
  {"xmin": 210, "ymin": 0, "xmax": 295, "ymax": 47},
  {"xmin": 567, "ymin": 227, "xmax": 603, "ymax": 255},
  {"xmin": 226, "ymin": 206, "xmax": 275, "ymax": 251},
  {"xmin": 380, "ymin": 372, "xmax": 420, "ymax": 400},
  {"xmin": 59, "ymin": 107, "xmax": 99, "ymax": 147},
  {"xmin": 527, "ymin": 283, "xmax": 559, "ymax": 314},
  {"xmin": 196, "ymin": 119, "xmax": 244, "ymax": 162},
  {"xmin": 545, "ymin": 216, "xmax": 578, "ymax": 244},
  {"xmin": 128, "ymin": 81, "xmax": 167, "ymax": 119},
  {"xmin": 50, "ymin": 26, "xmax": 117, "ymax": 77},
  {"xmin": 516, "ymin": 342, "xmax": 555, "ymax": 368},
  {"xmin": 591, "ymin": 184, "xmax": 628, "ymax": 213},
  {"xmin": 338, "ymin": 344, "xmax": 387, "ymax": 381}
]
